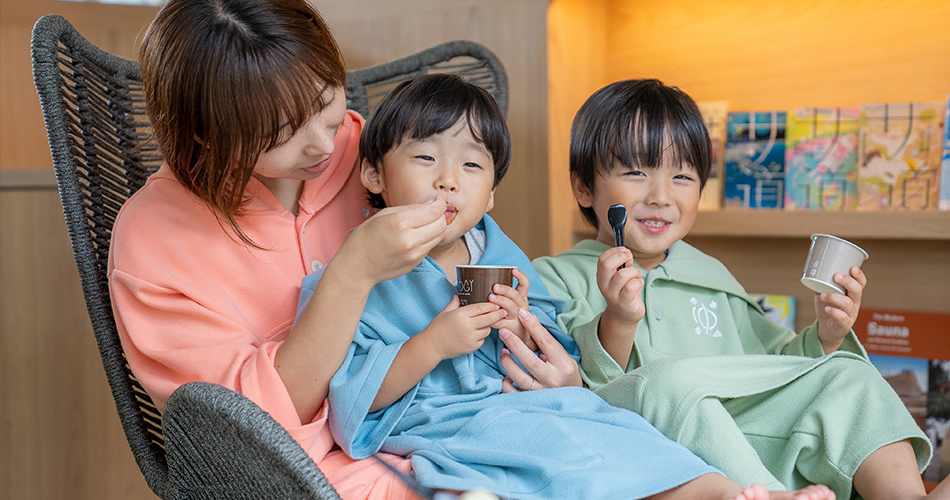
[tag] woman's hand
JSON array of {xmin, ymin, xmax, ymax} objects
[
  {"xmin": 498, "ymin": 309, "xmax": 582, "ymax": 392},
  {"xmin": 280, "ymin": 198, "xmax": 446, "ymax": 422},
  {"xmin": 489, "ymin": 268, "xmax": 536, "ymax": 351},
  {"xmin": 339, "ymin": 198, "xmax": 448, "ymax": 290}
]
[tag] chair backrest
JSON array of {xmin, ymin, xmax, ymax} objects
[
  {"xmin": 31, "ymin": 12, "xmax": 507, "ymax": 499},
  {"xmin": 346, "ymin": 40, "xmax": 508, "ymax": 118}
]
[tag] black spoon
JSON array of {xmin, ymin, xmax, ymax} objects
[{"xmin": 607, "ymin": 204, "xmax": 627, "ymax": 269}]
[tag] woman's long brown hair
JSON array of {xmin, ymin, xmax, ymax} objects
[{"xmin": 139, "ymin": 0, "xmax": 346, "ymax": 245}]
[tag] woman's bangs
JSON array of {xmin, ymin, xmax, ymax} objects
[{"xmin": 261, "ymin": 60, "xmax": 330, "ymax": 151}]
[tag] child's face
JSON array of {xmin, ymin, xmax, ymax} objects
[
  {"xmin": 361, "ymin": 119, "xmax": 496, "ymax": 248},
  {"xmin": 574, "ymin": 157, "xmax": 701, "ymax": 268},
  {"xmin": 252, "ymin": 86, "xmax": 347, "ymax": 183}
]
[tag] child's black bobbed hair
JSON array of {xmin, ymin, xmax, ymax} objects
[
  {"xmin": 359, "ymin": 73, "xmax": 511, "ymax": 209},
  {"xmin": 570, "ymin": 79, "xmax": 712, "ymax": 229}
]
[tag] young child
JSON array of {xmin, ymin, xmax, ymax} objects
[
  {"xmin": 533, "ymin": 79, "xmax": 942, "ymax": 500},
  {"xmin": 299, "ymin": 74, "xmax": 835, "ymax": 500}
]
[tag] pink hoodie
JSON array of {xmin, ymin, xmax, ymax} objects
[{"xmin": 109, "ymin": 111, "xmax": 416, "ymax": 499}]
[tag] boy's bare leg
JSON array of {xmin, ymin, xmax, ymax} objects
[
  {"xmin": 853, "ymin": 440, "xmax": 949, "ymax": 500},
  {"xmin": 644, "ymin": 474, "xmax": 835, "ymax": 500}
]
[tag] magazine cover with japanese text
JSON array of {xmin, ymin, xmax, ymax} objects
[
  {"xmin": 858, "ymin": 102, "xmax": 945, "ymax": 211},
  {"xmin": 785, "ymin": 107, "xmax": 860, "ymax": 210},
  {"xmin": 725, "ymin": 111, "xmax": 786, "ymax": 209}
]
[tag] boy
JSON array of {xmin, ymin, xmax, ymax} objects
[
  {"xmin": 533, "ymin": 79, "xmax": 941, "ymax": 500},
  {"xmin": 299, "ymin": 75, "xmax": 834, "ymax": 500}
]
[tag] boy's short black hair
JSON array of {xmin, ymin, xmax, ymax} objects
[
  {"xmin": 570, "ymin": 79, "xmax": 712, "ymax": 229},
  {"xmin": 359, "ymin": 73, "xmax": 511, "ymax": 209}
]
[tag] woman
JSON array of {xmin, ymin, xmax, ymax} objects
[{"xmin": 110, "ymin": 0, "xmax": 445, "ymax": 497}]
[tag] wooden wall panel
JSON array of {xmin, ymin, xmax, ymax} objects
[
  {"xmin": 0, "ymin": 0, "xmax": 159, "ymax": 170},
  {"xmin": 605, "ymin": 0, "xmax": 950, "ymax": 109},
  {"xmin": 0, "ymin": 189, "xmax": 153, "ymax": 500},
  {"xmin": 546, "ymin": 0, "xmax": 609, "ymax": 256}
]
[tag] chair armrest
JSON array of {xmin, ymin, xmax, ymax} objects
[{"xmin": 163, "ymin": 381, "xmax": 342, "ymax": 500}]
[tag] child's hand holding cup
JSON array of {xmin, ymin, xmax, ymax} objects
[
  {"xmin": 800, "ymin": 234, "xmax": 868, "ymax": 294},
  {"xmin": 456, "ymin": 265, "xmax": 514, "ymax": 306}
]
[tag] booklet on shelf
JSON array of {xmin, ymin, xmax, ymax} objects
[
  {"xmin": 785, "ymin": 107, "xmax": 861, "ymax": 211},
  {"xmin": 748, "ymin": 293, "xmax": 795, "ymax": 330},
  {"xmin": 857, "ymin": 101, "xmax": 945, "ymax": 211},
  {"xmin": 697, "ymin": 101, "xmax": 729, "ymax": 211},
  {"xmin": 854, "ymin": 307, "xmax": 950, "ymax": 486},
  {"xmin": 725, "ymin": 111, "xmax": 787, "ymax": 209},
  {"xmin": 940, "ymin": 95, "xmax": 950, "ymax": 211}
]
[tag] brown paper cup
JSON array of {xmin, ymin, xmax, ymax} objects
[
  {"xmin": 456, "ymin": 265, "xmax": 514, "ymax": 305},
  {"xmin": 801, "ymin": 234, "xmax": 868, "ymax": 294}
]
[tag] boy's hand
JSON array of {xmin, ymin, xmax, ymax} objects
[
  {"xmin": 596, "ymin": 247, "xmax": 644, "ymax": 369},
  {"xmin": 815, "ymin": 265, "xmax": 867, "ymax": 355},
  {"xmin": 421, "ymin": 295, "xmax": 507, "ymax": 360},
  {"xmin": 597, "ymin": 247, "xmax": 645, "ymax": 327},
  {"xmin": 488, "ymin": 268, "xmax": 537, "ymax": 351}
]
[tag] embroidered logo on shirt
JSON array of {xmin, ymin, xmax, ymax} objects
[{"xmin": 690, "ymin": 297, "xmax": 723, "ymax": 337}]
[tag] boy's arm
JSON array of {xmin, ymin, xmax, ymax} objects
[
  {"xmin": 370, "ymin": 298, "xmax": 506, "ymax": 412},
  {"xmin": 736, "ymin": 297, "xmax": 865, "ymax": 358},
  {"xmin": 780, "ymin": 320, "xmax": 866, "ymax": 358},
  {"xmin": 370, "ymin": 333, "xmax": 443, "ymax": 412}
]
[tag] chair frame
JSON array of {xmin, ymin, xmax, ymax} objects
[{"xmin": 31, "ymin": 12, "xmax": 507, "ymax": 499}]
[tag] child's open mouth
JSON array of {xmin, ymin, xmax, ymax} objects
[
  {"xmin": 637, "ymin": 218, "xmax": 670, "ymax": 233},
  {"xmin": 445, "ymin": 204, "xmax": 458, "ymax": 225}
]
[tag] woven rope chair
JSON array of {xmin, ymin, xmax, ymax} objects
[{"xmin": 31, "ymin": 13, "xmax": 507, "ymax": 499}]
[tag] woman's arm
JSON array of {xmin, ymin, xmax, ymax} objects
[
  {"xmin": 276, "ymin": 200, "xmax": 448, "ymax": 422},
  {"xmin": 498, "ymin": 310, "xmax": 583, "ymax": 391}
]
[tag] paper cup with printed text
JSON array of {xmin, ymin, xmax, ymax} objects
[
  {"xmin": 456, "ymin": 265, "xmax": 514, "ymax": 305},
  {"xmin": 801, "ymin": 234, "xmax": 868, "ymax": 294}
]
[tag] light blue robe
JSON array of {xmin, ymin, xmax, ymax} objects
[{"xmin": 302, "ymin": 215, "xmax": 719, "ymax": 499}]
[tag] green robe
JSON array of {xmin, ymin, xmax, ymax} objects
[{"xmin": 534, "ymin": 239, "xmax": 930, "ymax": 498}]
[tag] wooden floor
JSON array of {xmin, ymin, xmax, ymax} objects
[{"xmin": 0, "ymin": 188, "xmax": 154, "ymax": 499}]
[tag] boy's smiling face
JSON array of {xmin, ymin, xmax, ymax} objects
[
  {"xmin": 573, "ymin": 157, "xmax": 701, "ymax": 270},
  {"xmin": 361, "ymin": 118, "xmax": 496, "ymax": 252}
]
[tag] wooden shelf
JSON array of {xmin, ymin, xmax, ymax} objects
[{"xmin": 573, "ymin": 210, "xmax": 950, "ymax": 241}]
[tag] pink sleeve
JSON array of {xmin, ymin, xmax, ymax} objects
[
  {"xmin": 111, "ymin": 269, "xmax": 336, "ymax": 460},
  {"xmin": 107, "ymin": 112, "xmax": 366, "ymax": 465}
]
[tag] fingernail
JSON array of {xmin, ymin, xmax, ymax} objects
[
  {"xmin": 519, "ymin": 309, "xmax": 530, "ymax": 319},
  {"xmin": 499, "ymin": 329, "xmax": 510, "ymax": 339}
]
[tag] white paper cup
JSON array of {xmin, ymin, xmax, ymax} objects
[{"xmin": 800, "ymin": 234, "xmax": 868, "ymax": 294}]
